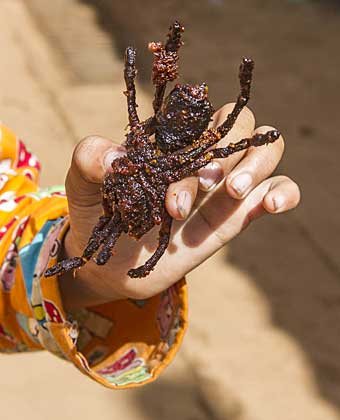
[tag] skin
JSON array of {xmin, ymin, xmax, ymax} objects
[{"xmin": 59, "ymin": 103, "xmax": 300, "ymax": 311}]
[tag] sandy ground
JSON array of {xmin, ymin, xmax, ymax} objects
[{"xmin": 0, "ymin": 0, "xmax": 340, "ymax": 419}]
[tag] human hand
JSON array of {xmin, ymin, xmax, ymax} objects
[{"xmin": 59, "ymin": 103, "xmax": 300, "ymax": 310}]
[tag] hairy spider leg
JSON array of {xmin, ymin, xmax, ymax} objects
[
  {"xmin": 168, "ymin": 130, "xmax": 280, "ymax": 183},
  {"xmin": 128, "ymin": 212, "xmax": 173, "ymax": 278},
  {"xmin": 149, "ymin": 21, "xmax": 184, "ymax": 116},
  {"xmin": 165, "ymin": 21, "xmax": 184, "ymax": 52},
  {"xmin": 95, "ymin": 222, "xmax": 124, "ymax": 265},
  {"xmin": 217, "ymin": 57, "xmax": 254, "ymax": 138},
  {"xmin": 152, "ymin": 130, "xmax": 218, "ymax": 171},
  {"xmin": 44, "ymin": 214, "xmax": 120, "ymax": 277},
  {"xmin": 211, "ymin": 130, "xmax": 280, "ymax": 158},
  {"xmin": 124, "ymin": 47, "xmax": 139, "ymax": 128},
  {"xmin": 44, "ymin": 216, "xmax": 111, "ymax": 277},
  {"xmin": 138, "ymin": 171, "xmax": 163, "ymax": 224},
  {"xmin": 81, "ymin": 215, "xmax": 113, "ymax": 260},
  {"xmin": 81, "ymin": 210, "xmax": 121, "ymax": 260},
  {"xmin": 44, "ymin": 256, "xmax": 86, "ymax": 277}
]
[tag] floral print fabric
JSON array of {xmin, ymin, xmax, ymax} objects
[{"xmin": 0, "ymin": 123, "xmax": 187, "ymax": 388}]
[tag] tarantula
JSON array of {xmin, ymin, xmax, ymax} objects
[{"xmin": 45, "ymin": 21, "xmax": 280, "ymax": 279}]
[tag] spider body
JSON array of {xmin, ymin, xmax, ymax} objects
[
  {"xmin": 154, "ymin": 83, "xmax": 214, "ymax": 152},
  {"xmin": 45, "ymin": 21, "xmax": 280, "ymax": 279}
]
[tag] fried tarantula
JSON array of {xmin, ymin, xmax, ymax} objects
[{"xmin": 45, "ymin": 21, "xmax": 280, "ymax": 279}]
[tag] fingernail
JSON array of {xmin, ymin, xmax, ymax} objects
[
  {"xmin": 272, "ymin": 195, "xmax": 285, "ymax": 212},
  {"xmin": 103, "ymin": 149, "xmax": 126, "ymax": 170},
  {"xmin": 199, "ymin": 162, "xmax": 223, "ymax": 191},
  {"xmin": 177, "ymin": 191, "xmax": 192, "ymax": 219},
  {"xmin": 230, "ymin": 172, "xmax": 252, "ymax": 197}
]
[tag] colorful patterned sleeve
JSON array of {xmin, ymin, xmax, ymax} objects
[{"xmin": 0, "ymin": 123, "xmax": 188, "ymax": 389}]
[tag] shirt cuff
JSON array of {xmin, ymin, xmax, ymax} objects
[{"xmin": 33, "ymin": 216, "xmax": 188, "ymax": 389}]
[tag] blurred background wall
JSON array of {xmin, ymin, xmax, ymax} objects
[{"xmin": 0, "ymin": 0, "xmax": 340, "ymax": 419}]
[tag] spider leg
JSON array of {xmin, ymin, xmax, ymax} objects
[
  {"xmin": 128, "ymin": 212, "xmax": 172, "ymax": 278},
  {"xmin": 151, "ymin": 58, "xmax": 255, "ymax": 170},
  {"xmin": 165, "ymin": 21, "xmax": 184, "ymax": 53},
  {"xmin": 44, "ymin": 214, "xmax": 117, "ymax": 277},
  {"xmin": 44, "ymin": 256, "xmax": 86, "ymax": 277},
  {"xmin": 168, "ymin": 130, "xmax": 280, "ymax": 183},
  {"xmin": 138, "ymin": 171, "xmax": 163, "ymax": 224},
  {"xmin": 95, "ymin": 222, "xmax": 124, "ymax": 265},
  {"xmin": 80, "ymin": 190, "xmax": 118, "ymax": 261},
  {"xmin": 124, "ymin": 47, "xmax": 139, "ymax": 128},
  {"xmin": 149, "ymin": 21, "xmax": 184, "ymax": 116},
  {"xmin": 212, "ymin": 130, "xmax": 280, "ymax": 158},
  {"xmin": 216, "ymin": 57, "xmax": 254, "ymax": 138},
  {"xmin": 81, "ymin": 215, "xmax": 112, "ymax": 260},
  {"xmin": 153, "ymin": 129, "xmax": 219, "ymax": 171},
  {"xmin": 81, "ymin": 208, "xmax": 121, "ymax": 261}
]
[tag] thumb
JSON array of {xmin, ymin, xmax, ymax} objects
[{"xmin": 66, "ymin": 135, "xmax": 126, "ymax": 207}]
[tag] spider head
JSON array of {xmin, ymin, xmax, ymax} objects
[{"xmin": 155, "ymin": 83, "xmax": 214, "ymax": 153}]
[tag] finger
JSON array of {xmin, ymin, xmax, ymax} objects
[
  {"xmin": 66, "ymin": 135, "xmax": 126, "ymax": 206},
  {"xmin": 193, "ymin": 175, "xmax": 300, "ymax": 253},
  {"xmin": 242, "ymin": 175, "xmax": 301, "ymax": 228},
  {"xmin": 226, "ymin": 125, "xmax": 285, "ymax": 200},
  {"xmin": 166, "ymin": 103, "xmax": 255, "ymax": 219},
  {"xmin": 166, "ymin": 104, "xmax": 255, "ymax": 220},
  {"xmin": 262, "ymin": 176, "xmax": 301, "ymax": 215},
  {"xmin": 198, "ymin": 102, "xmax": 256, "ymax": 191},
  {"xmin": 132, "ymin": 175, "xmax": 300, "ymax": 301},
  {"xmin": 165, "ymin": 176, "xmax": 199, "ymax": 220}
]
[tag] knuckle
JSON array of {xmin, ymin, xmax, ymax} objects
[
  {"xmin": 219, "ymin": 102, "xmax": 236, "ymax": 116},
  {"xmin": 71, "ymin": 136, "xmax": 109, "ymax": 183},
  {"xmin": 255, "ymin": 124, "xmax": 283, "ymax": 139},
  {"xmin": 217, "ymin": 103, "xmax": 255, "ymax": 131},
  {"xmin": 169, "ymin": 177, "xmax": 198, "ymax": 195},
  {"xmin": 77, "ymin": 135, "xmax": 103, "ymax": 152},
  {"xmin": 240, "ymin": 106, "xmax": 256, "ymax": 130},
  {"xmin": 274, "ymin": 176, "xmax": 301, "ymax": 209},
  {"xmin": 82, "ymin": 134, "xmax": 104, "ymax": 145},
  {"xmin": 183, "ymin": 176, "xmax": 199, "ymax": 193},
  {"xmin": 255, "ymin": 125, "xmax": 285, "ymax": 155},
  {"xmin": 275, "ymin": 175, "xmax": 301, "ymax": 200},
  {"xmin": 73, "ymin": 136, "xmax": 102, "ymax": 164},
  {"xmin": 276, "ymin": 174, "xmax": 290, "ymax": 183},
  {"xmin": 255, "ymin": 124, "xmax": 277, "ymax": 133}
]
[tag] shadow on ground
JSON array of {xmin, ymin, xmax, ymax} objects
[
  {"xmin": 81, "ymin": 0, "xmax": 340, "ymax": 413},
  {"xmin": 131, "ymin": 372, "xmax": 243, "ymax": 420}
]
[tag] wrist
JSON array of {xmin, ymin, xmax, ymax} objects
[{"xmin": 58, "ymin": 229, "xmax": 122, "ymax": 311}]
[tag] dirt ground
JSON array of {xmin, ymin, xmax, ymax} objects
[
  {"xmin": 86, "ymin": 0, "xmax": 340, "ymax": 412},
  {"xmin": 1, "ymin": 0, "xmax": 340, "ymax": 419}
]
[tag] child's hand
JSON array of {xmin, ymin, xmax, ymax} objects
[{"xmin": 60, "ymin": 104, "xmax": 300, "ymax": 310}]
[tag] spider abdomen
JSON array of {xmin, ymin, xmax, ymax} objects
[{"xmin": 155, "ymin": 83, "xmax": 214, "ymax": 153}]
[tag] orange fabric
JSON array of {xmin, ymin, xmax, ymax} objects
[{"xmin": 0, "ymin": 123, "xmax": 188, "ymax": 388}]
